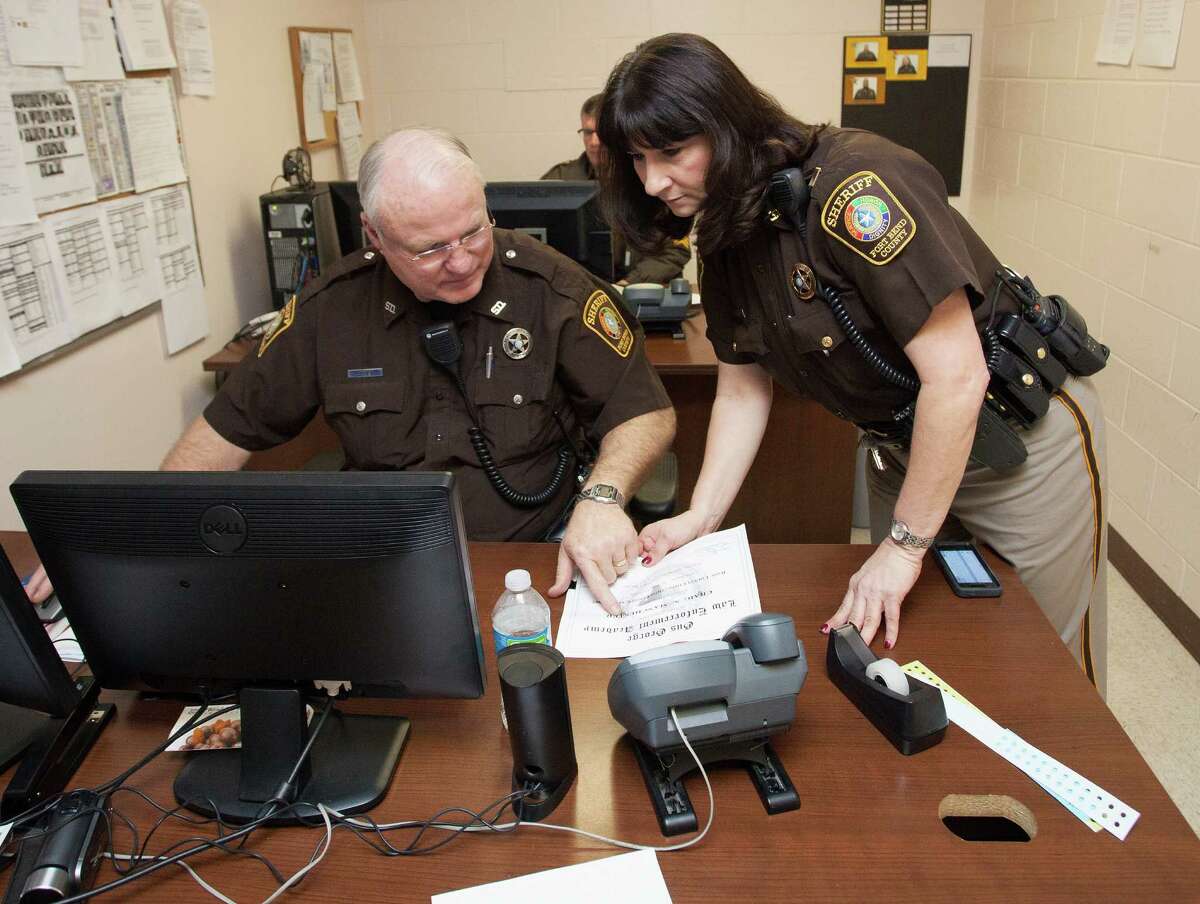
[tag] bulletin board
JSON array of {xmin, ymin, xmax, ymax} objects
[
  {"xmin": 840, "ymin": 34, "xmax": 971, "ymax": 195},
  {"xmin": 288, "ymin": 26, "xmax": 359, "ymax": 151}
]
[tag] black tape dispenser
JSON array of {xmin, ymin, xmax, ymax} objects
[{"xmin": 826, "ymin": 624, "xmax": 948, "ymax": 755}]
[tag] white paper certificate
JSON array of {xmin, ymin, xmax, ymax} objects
[{"xmin": 556, "ymin": 524, "xmax": 761, "ymax": 659}]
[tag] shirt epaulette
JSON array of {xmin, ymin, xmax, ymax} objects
[{"xmin": 296, "ymin": 247, "xmax": 380, "ymax": 306}]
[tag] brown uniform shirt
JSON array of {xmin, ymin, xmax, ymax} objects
[
  {"xmin": 205, "ymin": 229, "xmax": 672, "ymax": 541},
  {"xmin": 700, "ymin": 126, "xmax": 1013, "ymax": 425},
  {"xmin": 541, "ymin": 153, "xmax": 691, "ymax": 284}
]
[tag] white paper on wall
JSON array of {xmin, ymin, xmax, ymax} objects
[{"xmin": 62, "ymin": 0, "xmax": 125, "ymax": 82}]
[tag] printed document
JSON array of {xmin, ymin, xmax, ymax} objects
[
  {"xmin": 122, "ymin": 77, "xmax": 186, "ymax": 191},
  {"xmin": 556, "ymin": 524, "xmax": 761, "ymax": 658},
  {"xmin": 0, "ymin": 92, "xmax": 38, "ymax": 227},
  {"xmin": 332, "ymin": 31, "xmax": 363, "ymax": 102},
  {"xmin": 62, "ymin": 0, "xmax": 125, "ymax": 81},
  {"xmin": 171, "ymin": 0, "xmax": 215, "ymax": 96},
  {"xmin": 1, "ymin": 0, "xmax": 83, "ymax": 67},
  {"xmin": 112, "ymin": 0, "xmax": 176, "ymax": 70}
]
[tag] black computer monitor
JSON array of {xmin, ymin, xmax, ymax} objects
[
  {"xmin": 485, "ymin": 181, "xmax": 612, "ymax": 279},
  {"xmin": 11, "ymin": 471, "xmax": 487, "ymax": 824},
  {"xmin": 0, "ymin": 548, "xmax": 113, "ymax": 820},
  {"xmin": 328, "ymin": 179, "xmax": 367, "ymax": 255}
]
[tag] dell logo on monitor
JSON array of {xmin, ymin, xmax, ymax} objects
[{"xmin": 199, "ymin": 505, "xmax": 248, "ymax": 554}]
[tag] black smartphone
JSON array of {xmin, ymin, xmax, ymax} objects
[{"xmin": 932, "ymin": 542, "xmax": 1001, "ymax": 598}]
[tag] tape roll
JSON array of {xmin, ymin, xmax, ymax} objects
[{"xmin": 865, "ymin": 657, "xmax": 910, "ymax": 695}]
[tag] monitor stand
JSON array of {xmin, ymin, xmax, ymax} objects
[
  {"xmin": 173, "ymin": 686, "xmax": 410, "ymax": 825},
  {"xmin": 0, "ymin": 679, "xmax": 115, "ymax": 821}
]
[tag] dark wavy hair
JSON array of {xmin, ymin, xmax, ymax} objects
[{"xmin": 596, "ymin": 34, "xmax": 822, "ymax": 255}]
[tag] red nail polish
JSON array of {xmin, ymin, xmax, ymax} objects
[
  {"xmin": 884, "ymin": 640, "xmax": 893, "ymax": 650},
  {"xmin": 820, "ymin": 623, "xmax": 829, "ymax": 634},
  {"xmin": 641, "ymin": 556, "xmax": 651, "ymax": 565}
]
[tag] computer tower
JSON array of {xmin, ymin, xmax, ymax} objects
[{"xmin": 259, "ymin": 185, "xmax": 341, "ymax": 310}]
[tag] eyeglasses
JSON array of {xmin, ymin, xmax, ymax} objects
[
  {"xmin": 407, "ymin": 218, "xmax": 495, "ymax": 264},
  {"xmin": 577, "ymin": 128, "xmax": 597, "ymax": 139}
]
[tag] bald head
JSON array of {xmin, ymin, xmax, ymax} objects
[{"xmin": 358, "ymin": 128, "xmax": 486, "ymax": 235}]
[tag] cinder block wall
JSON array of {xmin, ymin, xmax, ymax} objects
[{"xmin": 970, "ymin": 0, "xmax": 1200, "ymax": 615}]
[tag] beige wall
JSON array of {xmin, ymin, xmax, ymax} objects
[
  {"xmin": 969, "ymin": 0, "xmax": 1200, "ymax": 617},
  {"xmin": 0, "ymin": 0, "xmax": 372, "ymax": 530},
  {"xmin": 363, "ymin": 0, "xmax": 985, "ymax": 187}
]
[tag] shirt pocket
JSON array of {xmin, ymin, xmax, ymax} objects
[
  {"xmin": 472, "ymin": 362, "xmax": 556, "ymax": 461},
  {"xmin": 323, "ymin": 381, "xmax": 412, "ymax": 468},
  {"xmin": 783, "ymin": 287, "xmax": 878, "ymax": 355},
  {"xmin": 729, "ymin": 319, "xmax": 770, "ymax": 359}
]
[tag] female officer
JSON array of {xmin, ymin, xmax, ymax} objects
[{"xmin": 599, "ymin": 34, "xmax": 1107, "ymax": 691}]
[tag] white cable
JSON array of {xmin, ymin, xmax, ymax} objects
[
  {"xmin": 105, "ymin": 804, "xmax": 334, "ymax": 904},
  {"xmin": 332, "ymin": 707, "xmax": 716, "ymax": 852},
  {"xmin": 260, "ymin": 803, "xmax": 334, "ymax": 904},
  {"xmin": 107, "ymin": 854, "xmax": 237, "ymax": 904}
]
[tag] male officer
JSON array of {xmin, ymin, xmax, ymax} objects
[
  {"xmin": 542, "ymin": 94, "xmax": 690, "ymax": 285},
  {"xmin": 150, "ymin": 129, "xmax": 677, "ymax": 613}
]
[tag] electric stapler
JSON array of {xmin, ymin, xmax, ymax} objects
[
  {"xmin": 826, "ymin": 624, "xmax": 948, "ymax": 755},
  {"xmin": 608, "ymin": 613, "xmax": 806, "ymax": 835}
]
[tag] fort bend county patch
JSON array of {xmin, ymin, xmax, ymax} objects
[
  {"xmin": 820, "ymin": 170, "xmax": 917, "ymax": 266},
  {"xmin": 257, "ymin": 295, "xmax": 296, "ymax": 357},
  {"xmin": 582, "ymin": 290, "xmax": 632, "ymax": 358}
]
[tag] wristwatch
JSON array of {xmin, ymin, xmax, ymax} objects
[
  {"xmin": 889, "ymin": 517, "xmax": 935, "ymax": 549},
  {"xmin": 578, "ymin": 484, "xmax": 625, "ymax": 507}
]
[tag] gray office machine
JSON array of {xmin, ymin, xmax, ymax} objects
[{"xmin": 607, "ymin": 613, "xmax": 807, "ymax": 836}]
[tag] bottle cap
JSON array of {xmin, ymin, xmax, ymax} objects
[{"xmin": 504, "ymin": 569, "xmax": 532, "ymax": 593}]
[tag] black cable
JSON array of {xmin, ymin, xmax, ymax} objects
[
  {"xmin": 821, "ymin": 284, "xmax": 919, "ymax": 392},
  {"xmin": 467, "ymin": 427, "xmax": 573, "ymax": 508}
]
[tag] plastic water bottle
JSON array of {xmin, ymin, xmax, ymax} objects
[{"xmin": 493, "ymin": 569, "xmax": 552, "ymax": 728}]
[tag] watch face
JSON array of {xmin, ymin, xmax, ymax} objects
[{"xmin": 890, "ymin": 520, "xmax": 907, "ymax": 542}]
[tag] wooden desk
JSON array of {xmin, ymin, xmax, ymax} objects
[
  {"xmin": 4, "ymin": 532, "xmax": 1198, "ymax": 902},
  {"xmin": 201, "ymin": 313, "xmax": 857, "ymax": 543}
]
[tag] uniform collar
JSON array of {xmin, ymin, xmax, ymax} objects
[{"xmin": 375, "ymin": 236, "xmax": 526, "ymax": 328}]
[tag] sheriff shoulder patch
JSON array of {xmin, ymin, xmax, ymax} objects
[
  {"xmin": 257, "ymin": 295, "xmax": 296, "ymax": 357},
  {"xmin": 582, "ymin": 289, "xmax": 632, "ymax": 358},
  {"xmin": 820, "ymin": 170, "xmax": 916, "ymax": 266}
]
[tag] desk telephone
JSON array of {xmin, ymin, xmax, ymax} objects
[{"xmin": 620, "ymin": 279, "xmax": 697, "ymax": 337}]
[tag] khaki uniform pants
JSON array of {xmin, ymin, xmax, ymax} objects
[{"xmin": 866, "ymin": 376, "xmax": 1107, "ymax": 697}]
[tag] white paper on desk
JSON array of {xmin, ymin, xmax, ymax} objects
[
  {"xmin": 556, "ymin": 524, "xmax": 761, "ymax": 659},
  {"xmin": 1135, "ymin": 0, "xmax": 1185, "ymax": 67},
  {"xmin": 336, "ymin": 101, "xmax": 361, "ymax": 138},
  {"xmin": 11, "ymin": 84, "xmax": 98, "ymax": 214},
  {"xmin": 63, "ymin": 0, "xmax": 125, "ymax": 82},
  {"xmin": 432, "ymin": 850, "xmax": 672, "ymax": 903},
  {"xmin": 0, "ymin": 220, "xmax": 74, "ymax": 362},
  {"xmin": 123, "ymin": 77, "xmax": 185, "ymax": 191},
  {"xmin": 0, "ymin": 92, "xmax": 38, "ymax": 226},
  {"xmin": 339, "ymin": 131, "xmax": 361, "ymax": 180},
  {"xmin": 332, "ymin": 31, "xmax": 363, "ymax": 103},
  {"xmin": 1096, "ymin": 0, "xmax": 1139, "ymax": 65},
  {"xmin": 42, "ymin": 203, "xmax": 123, "ymax": 333},
  {"xmin": 102, "ymin": 193, "xmax": 163, "ymax": 313},
  {"xmin": 112, "ymin": 0, "xmax": 176, "ymax": 70},
  {"xmin": 0, "ymin": 0, "xmax": 83, "ymax": 67},
  {"xmin": 170, "ymin": 0, "xmax": 214, "ymax": 96},
  {"xmin": 146, "ymin": 183, "xmax": 207, "ymax": 353}
]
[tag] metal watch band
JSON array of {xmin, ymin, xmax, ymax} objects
[
  {"xmin": 890, "ymin": 517, "xmax": 935, "ymax": 549},
  {"xmin": 578, "ymin": 484, "xmax": 625, "ymax": 506}
]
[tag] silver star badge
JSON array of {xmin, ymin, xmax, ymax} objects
[{"xmin": 502, "ymin": 327, "xmax": 532, "ymax": 360}]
